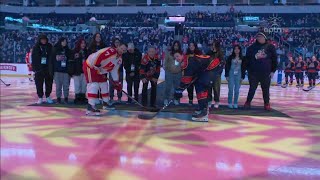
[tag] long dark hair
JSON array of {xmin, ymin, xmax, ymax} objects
[
  {"xmin": 230, "ymin": 45, "xmax": 244, "ymax": 60},
  {"xmin": 74, "ymin": 38, "xmax": 87, "ymax": 53},
  {"xmin": 170, "ymin": 40, "xmax": 182, "ymax": 55},
  {"xmin": 186, "ymin": 41, "xmax": 202, "ymax": 55},
  {"xmin": 111, "ymin": 37, "xmax": 121, "ymax": 48},
  {"xmin": 54, "ymin": 37, "xmax": 68, "ymax": 50},
  {"xmin": 88, "ymin": 33, "xmax": 105, "ymax": 52},
  {"xmin": 212, "ymin": 40, "xmax": 224, "ymax": 60}
]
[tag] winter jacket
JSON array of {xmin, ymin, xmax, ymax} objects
[
  {"xmin": 49, "ymin": 44, "xmax": 73, "ymax": 76},
  {"xmin": 31, "ymin": 35, "xmax": 53, "ymax": 73},
  {"xmin": 245, "ymin": 41, "xmax": 277, "ymax": 76},
  {"xmin": 140, "ymin": 54, "xmax": 161, "ymax": 80},
  {"xmin": 164, "ymin": 52, "xmax": 181, "ymax": 74},
  {"xmin": 122, "ymin": 48, "xmax": 142, "ymax": 78},
  {"xmin": 88, "ymin": 44, "xmax": 106, "ymax": 55},
  {"xmin": 225, "ymin": 55, "xmax": 246, "ymax": 79},
  {"xmin": 206, "ymin": 50, "xmax": 224, "ymax": 75},
  {"xmin": 69, "ymin": 49, "xmax": 88, "ymax": 76}
]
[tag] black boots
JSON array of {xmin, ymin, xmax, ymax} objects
[
  {"xmin": 81, "ymin": 93, "xmax": 88, "ymax": 104},
  {"xmin": 74, "ymin": 94, "xmax": 81, "ymax": 104},
  {"xmin": 74, "ymin": 93, "xmax": 88, "ymax": 104}
]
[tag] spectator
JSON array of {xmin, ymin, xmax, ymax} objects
[
  {"xmin": 207, "ymin": 40, "xmax": 224, "ymax": 109},
  {"xmin": 140, "ymin": 46, "xmax": 161, "ymax": 108},
  {"xmin": 244, "ymin": 32, "xmax": 277, "ymax": 111},
  {"xmin": 71, "ymin": 38, "xmax": 88, "ymax": 104},
  {"xmin": 109, "ymin": 37, "xmax": 123, "ymax": 103},
  {"xmin": 49, "ymin": 37, "xmax": 72, "ymax": 104},
  {"xmin": 163, "ymin": 40, "xmax": 182, "ymax": 106},
  {"xmin": 32, "ymin": 34, "xmax": 54, "ymax": 104},
  {"xmin": 122, "ymin": 43, "xmax": 142, "ymax": 104},
  {"xmin": 225, "ymin": 45, "xmax": 246, "ymax": 109},
  {"xmin": 88, "ymin": 33, "xmax": 105, "ymax": 55}
]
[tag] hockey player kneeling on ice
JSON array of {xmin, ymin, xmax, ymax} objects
[
  {"xmin": 83, "ymin": 44, "xmax": 127, "ymax": 116},
  {"xmin": 173, "ymin": 51, "xmax": 220, "ymax": 122}
]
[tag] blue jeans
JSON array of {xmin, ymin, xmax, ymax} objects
[
  {"xmin": 228, "ymin": 72, "xmax": 242, "ymax": 105},
  {"xmin": 164, "ymin": 71, "xmax": 181, "ymax": 100}
]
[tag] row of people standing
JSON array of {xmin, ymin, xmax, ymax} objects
[
  {"xmin": 31, "ymin": 31, "xmax": 280, "ymax": 113},
  {"xmin": 31, "ymin": 32, "xmax": 162, "ymax": 108},
  {"xmin": 31, "ymin": 33, "xmax": 121, "ymax": 104},
  {"xmin": 283, "ymin": 55, "xmax": 320, "ymax": 88}
]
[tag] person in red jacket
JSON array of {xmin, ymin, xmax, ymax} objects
[
  {"xmin": 25, "ymin": 48, "xmax": 33, "ymax": 81},
  {"xmin": 307, "ymin": 55, "xmax": 319, "ymax": 88},
  {"xmin": 283, "ymin": 55, "xmax": 295, "ymax": 86},
  {"xmin": 140, "ymin": 46, "xmax": 161, "ymax": 108},
  {"xmin": 294, "ymin": 56, "xmax": 306, "ymax": 87}
]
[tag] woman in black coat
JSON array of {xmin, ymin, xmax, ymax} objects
[
  {"xmin": 49, "ymin": 37, "xmax": 73, "ymax": 104},
  {"xmin": 70, "ymin": 38, "xmax": 89, "ymax": 104},
  {"xmin": 225, "ymin": 45, "xmax": 246, "ymax": 109},
  {"xmin": 32, "ymin": 34, "xmax": 54, "ymax": 104}
]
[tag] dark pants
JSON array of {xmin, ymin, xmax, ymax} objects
[
  {"xmin": 308, "ymin": 72, "xmax": 317, "ymax": 86},
  {"xmin": 34, "ymin": 70, "xmax": 53, "ymax": 98},
  {"xmin": 285, "ymin": 72, "xmax": 294, "ymax": 84},
  {"xmin": 246, "ymin": 74, "xmax": 271, "ymax": 104},
  {"xmin": 142, "ymin": 80, "xmax": 157, "ymax": 107},
  {"xmin": 110, "ymin": 72, "xmax": 123, "ymax": 99},
  {"xmin": 187, "ymin": 85, "xmax": 194, "ymax": 101},
  {"xmin": 295, "ymin": 72, "xmax": 304, "ymax": 85},
  {"xmin": 195, "ymin": 70, "xmax": 217, "ymax": 110},
  {"xmin": 126, "ymin": 75, "xmax": 140, "ymax": 102},
  {"xmin": 208, "ymin": 75, "xmax": 221, "ymax": 103}
]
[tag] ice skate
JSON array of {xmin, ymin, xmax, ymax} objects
[
  {"xmin": 103, "ymin": 101, "xmax": 115, "ymax": 110},
  {"xmin": 191, "ymin": 109, "xmax": 208, "ymax": 122},
  {"xmin": 86, "ymin": 104, "xmax": 101, "ymax": 116}
]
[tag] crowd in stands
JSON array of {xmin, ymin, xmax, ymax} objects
[
  {"xmin": 185, "ymin": 11, "xmax": 234, "ymax": 23},
  {"xmin": 5, "ymin": 11, "xmax": 319, "ymax": 28},
  {"xmin": 5, "ymin": 12, "xmax": 165, "ymax": 27},
  {"xmin": 253, "ymin": 13, "xmax": 320, "ymax": 28},
  {"xmin": 1, "ymin": 11, "xmax": 320, "ymax": 63},
  {"xmin": 0, "ymin": 28, "xmax": 257, "ymax": 64},
  {"xmin": 2, "ymin": 26, "xmax": 319, "ymax": 64},
  {"xmin": 279, "ymin": 28, "xmax": 320, "ymax": 57}
]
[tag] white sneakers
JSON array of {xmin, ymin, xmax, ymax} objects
[
  {"xmin": 37, "ymin": 97, "xmax": 54, "ymax": 104},
  {"xmin": 214, "ymin": 102, "xmax": 219, "ymax": 109},
  {"xmin": 46, "ymin": 97, "xmax": 54, "ymax": 104},
  {"xmin": 37, "ymin": 98, "xmax": 43, "ymax": 104},
  {"xmin": 208, "ymin": 101, "xmax": 219, "ymax": 109}
]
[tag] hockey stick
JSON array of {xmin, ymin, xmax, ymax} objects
[
  {"xmin": 108, "ymin": 78, "xmax": 158, "ymax": 112},
  {"xmin": 302, "ymin": 82, "xmax": 320, "ymax": 92},
  {"xmin": 0, "ymin": 79, "xmax": 11, "ymax": 86},
  {"xmin": 138, "ymin": 77, "xmax": 198, "ymax": 120}
]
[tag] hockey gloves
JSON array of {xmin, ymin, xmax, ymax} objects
[{"xmin": 113, "ymin": 81, "xmax": 122, "ymax": 91}]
